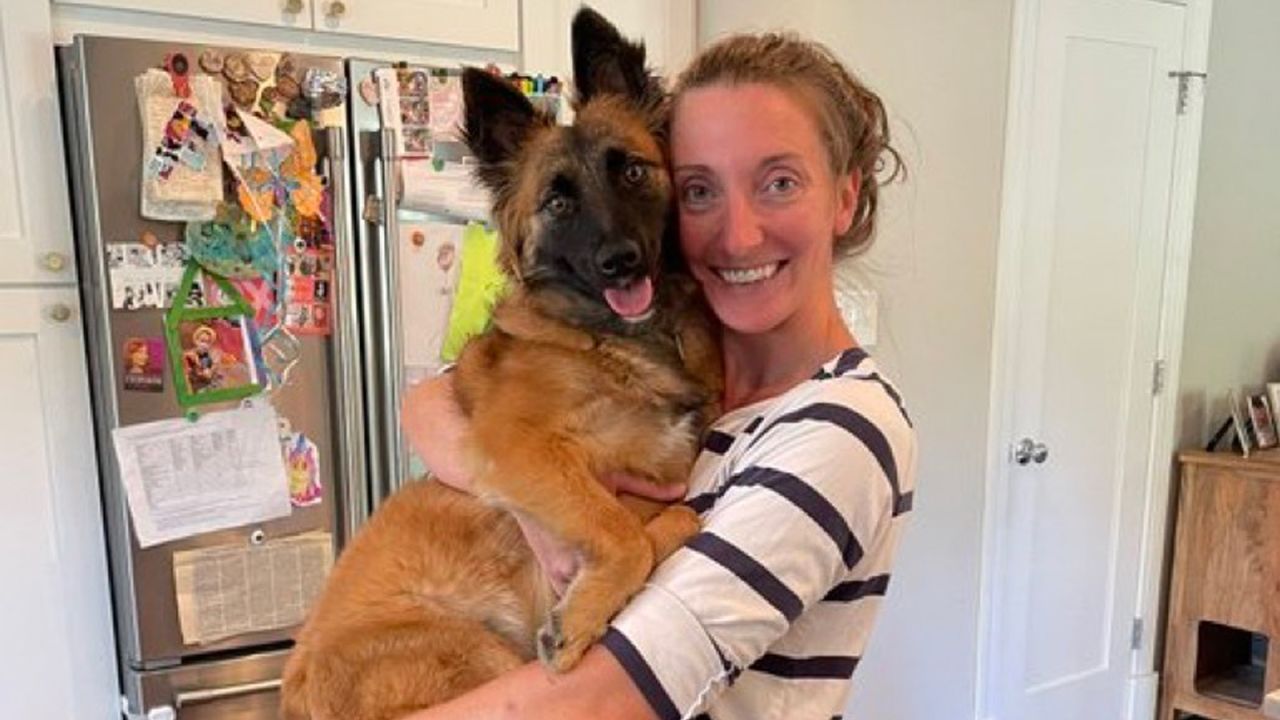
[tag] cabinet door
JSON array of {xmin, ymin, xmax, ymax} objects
[
  {"xmin": 0, "ymin": 1, "xmax": 78, "ymax": 284},
  {"xmin": 51, "ymin": 0, "xmax": 313, "ymax": 30},
  {"xmin": 313, "ymin": 0, "xmax": 518, "ymax": 51},
  {"xmin": 522, "ymin": 0, "xmax": 696, "ymax": 80},
  {"xmin": 0, "ymin": 287, "xmax": 118, "ymax": 717}
]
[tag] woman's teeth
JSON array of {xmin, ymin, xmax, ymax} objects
[{"xmin": 717, "ymin": 263, "xmax": 780, "ymax": 285}]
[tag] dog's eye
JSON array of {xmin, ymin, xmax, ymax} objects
[
  {"xmin": 623, "ymin": 161, "xmax": 647, "ymax": 185},
  {"xmin": 543, "ymin": 194, "xmax": 572, "ymax": 217}
]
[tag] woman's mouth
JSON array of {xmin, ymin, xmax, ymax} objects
[{"xmin": 715, "ymin": 261, "xmax": 784, "ymax": 285}]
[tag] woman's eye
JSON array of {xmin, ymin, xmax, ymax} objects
[
  {"xmin": 681, "ymin": 183, "xmax": 712, "ymax": 205},
  {"xmin": 623, "ymin": 161, "xmax": 647, "ymax": 184},
  {"xmin": 766, "ymin": 175, "xmax": 799, "ymax": 194}
]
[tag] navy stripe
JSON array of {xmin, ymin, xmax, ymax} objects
[
  {"xmin": 687, "ymin": 533, "xmax": 803, "ymax": 622},
  {"xmin": 703, "ymin": 429, "xmax": 734, "ymax": 455},
  {"xmin": 823, "ymin": 573, "xmax": 891, "ymax": 602},
  {"xmin": 833, "ymin": 347, "xmax": 869, "ymax": 376},
  {"xmin": 735, "ymin": 466, "xmax": 864, "ymax": 569},
  {"xmin": 601, "ymin": 628, "xmax": 680, "ymax": 720},
  {"xmin": 744, "ymin": 416, "xmax": 763, "ymax": 434},
  {"xmin": 897, "ymin": 490, "xmax": 914, "ymax": 514},
  {"xmin": 866, "ymin": 372, "xmax": 913, "ymax": 427},
  {"xmin": 685, "ymin": 493, "xmax": 716, "ymax": 514},
  {"xmin": 751, "ymin": 403, "xmax": 904, "ymax": 517},
  {"xmin": 750, "ymin": 652, "xmax": 860, "ymax": 679}
]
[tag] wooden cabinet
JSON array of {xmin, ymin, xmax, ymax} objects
[
  {"xmin": 0, "ymin": 0, "xmax": 79, "ymax": 284},
  {"xmin": 0, "ymin": 287, "xmax": 117, "ymax": 717},
  {"xmin": 1159, "ymin": 451, "xmax": 1280, "ymax": 720}
]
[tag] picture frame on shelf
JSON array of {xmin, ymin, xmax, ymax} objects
[
  {"xmin": 1228, "ymin": 388, "xmax": 1252, "ymax": 458},
  {"xmin": 1247, "ymin": 393, "xmax": 1278, "ymax": 450}
]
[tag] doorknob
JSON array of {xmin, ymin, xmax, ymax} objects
[{"xmin": 1012, "ymin": 437, "xmax": 1049, "ymax": 465}]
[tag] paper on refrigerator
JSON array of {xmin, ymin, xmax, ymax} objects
[
  {"xmin": 399, "ymin": 221, "xmax": 462, "ymax": 373},
  {"xmin": 172, "ymin": 531, "xmax": 333, "ymax": 645},
  {"xmin": 400, "ymin": 159, "xmax": 492, "ymax": 222},
  {"xmin": 111, "ymin": 402, "xmax": 292, "ymax": 548}
]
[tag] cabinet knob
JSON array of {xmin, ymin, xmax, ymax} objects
[
  {"xmin": 42, "ymin": 252, "xmax": 69, "ymax": 273},
  {"xmin": 327, "ymin": 0, "xmax": 346, "ymax": 18},
  {"xmin": 283, "ymin": 0, "xmax": 304, "ymax": 14},
  {"xmin": 1012, "ymin": 437, "xmax": 1049, "ymax": 465},
  {"xmin": 49, "ymin": 304, "xmax": 73, "ymax": 323}
]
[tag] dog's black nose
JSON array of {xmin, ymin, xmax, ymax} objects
[{"xmin": 595, "ymin": 241, "xmax": 641, "ymax": 279}]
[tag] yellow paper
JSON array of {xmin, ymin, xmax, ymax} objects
[{"xmin": 441, "ymin": 223, "xmax": 508, "ymax": 361}]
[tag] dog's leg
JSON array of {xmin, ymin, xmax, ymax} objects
[{"xmin": 305, "ymin": 618, "xmax": 524, "ymax": 720}]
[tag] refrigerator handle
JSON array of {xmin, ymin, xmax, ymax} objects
[
  {"xmin": 377, "ymin": 128, "xmax": 408, "ymax": 492},
  {"xmin": 325, "ymin": 125, "xmax": 370, "ymax": 543},
  {"xmin": 173, "ymin": 678, "xmax": 282, "ymax": 708}
]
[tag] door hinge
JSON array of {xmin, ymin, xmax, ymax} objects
[
  {"xmin": 1131, "ymin": 617, "xmax": 1145, "ymax": 650},
  {"xmin": 1152, "ymin": 359, "xmax": 1167, "ymax": 396},
  {"xmin": 1168, "ymin": 70, "xmax": 1208, "ymax": 115}
]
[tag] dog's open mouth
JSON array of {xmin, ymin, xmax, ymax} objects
[{"xmin": 603, "ymin": 276, "xmax": 655, "ymax": 323}]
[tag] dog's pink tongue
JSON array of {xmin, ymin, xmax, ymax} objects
[{"xmin": 603, "ymin": 277, "xmax": 654, "ymax": 318}]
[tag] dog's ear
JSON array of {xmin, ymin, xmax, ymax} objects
[
  {"xmin": 461, "ymin": 68, "xmax": 546, "ymax": 191},
  {"xmin": 571, "ymin": 7, "xmax": 662, "ymax": 109}
]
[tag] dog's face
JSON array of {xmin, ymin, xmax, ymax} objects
[{"xmin": 462, "ymin": 9, "xmax": 672, "ymax": 328}]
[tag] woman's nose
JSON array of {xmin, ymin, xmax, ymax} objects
[{"xmin": 720, "ymin": 187, "xmax": 763, "ymax": 253}]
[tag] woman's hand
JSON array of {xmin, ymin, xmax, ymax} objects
[{"xmin": 516, "ymin": 473, "xmax": 687, "ymax": 596}]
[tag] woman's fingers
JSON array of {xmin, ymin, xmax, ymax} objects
[{"xmin": 603, "ymin": 473, "xmax": 688, "ymax": 501}]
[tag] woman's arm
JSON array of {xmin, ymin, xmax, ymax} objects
[
  {"xmin": 400, "ymin": 645, "xmax": 658, "ymax": 720},
  {"xmin": 402, "ymin": 375, "xmax": 475, "ymax": 492}
]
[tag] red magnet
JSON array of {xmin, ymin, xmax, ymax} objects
[{"xmin": 165, "ymin": 52, "xmax": 192, "ymax": 98}]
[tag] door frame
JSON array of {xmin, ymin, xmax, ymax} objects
[{"xmin": 974, "ymin": 1, "xmax": 1214, "ymax": 719}]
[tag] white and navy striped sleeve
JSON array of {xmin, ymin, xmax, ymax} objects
[{"xmin": 603, "ymin": 375, "xmax": 915, "ymax": 719}]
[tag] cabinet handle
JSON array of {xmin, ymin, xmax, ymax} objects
[
  {"xmin": 49, "ymin": 304, "xmax": 73, "ymax": 323},
  {"xmin": 42, "ymin": 252, "xmax": 69, "ymax": 273},
  {"xmin": 326, "ymin": 0, "xmax": 346, "ymax": 18},
  {"xmin": 283, "ymin": 0, "xmax": 304, "ymax": 14}
]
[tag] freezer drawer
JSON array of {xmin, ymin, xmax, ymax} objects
[{"xmin": 122, "ymin": 648, "xmax": 288, "ymax": 720}]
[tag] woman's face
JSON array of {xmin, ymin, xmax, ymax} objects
[{"xmin": 671, "ymin": 82, "xmax": 856, "ymax": 337}]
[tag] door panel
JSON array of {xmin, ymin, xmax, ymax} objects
[
  {"xmin": 313, "ymin": 0, "xmax": 518, "ymax": 51},
  {"xmin": 52, "ymin": 0, "xmax": 313, "ymax": 29},
  {"xmin": 990, "ymin": 1, "xmax": 1186, "ymax": 718}
]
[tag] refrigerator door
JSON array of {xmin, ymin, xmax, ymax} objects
[
  {"xmin": 347, "ymin": 59, "xmax": 476, "ymax": 506},
  {"xmin": 59, "ymin": 34, "xmax": 366, "ymax": 704}
]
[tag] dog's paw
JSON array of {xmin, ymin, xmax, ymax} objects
[{"xmin": 536, "ymin": 607, "xmax": 598, "ymax": 673}]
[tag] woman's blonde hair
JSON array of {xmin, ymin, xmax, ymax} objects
[{"xmin": 673, "ymin": 33, "xmax": 903, "ymax": 255}]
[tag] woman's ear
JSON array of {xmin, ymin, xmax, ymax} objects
[{"xmin": 833, "ymin": 169, "xmax": 861, "ymax": 237}]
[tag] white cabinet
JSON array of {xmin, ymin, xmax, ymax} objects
[
  {"xmin": 51, "ymin": 0, "xmax": 314, "ymax": 30},
  {"xmin": 0, "ymin": 287, "xmax": 117, "ymax": 718},
  {"xmin": 314, "ymin": 0, "xmax": 519, "ymax": 51},
  {"xmin": 0, "ymin": 1, "xmax": 79, "ymax": 284}
]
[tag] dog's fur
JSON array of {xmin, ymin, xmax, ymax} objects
[{"xmin": 279, "ymin": 9, "xmax": 721, "ymax": 719}]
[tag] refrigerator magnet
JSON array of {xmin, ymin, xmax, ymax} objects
[
  {"xmin": 164, "ymin": 261, "xmax": 265, "ymax": 408},
  {"xmin": 283, "ymin": 431, "xmax": 322, "ymax": 507},
  {"xmin": 121, "ymin": 337, "xmax": 166, "ymax": 393}
]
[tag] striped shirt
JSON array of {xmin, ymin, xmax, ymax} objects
[{"xmin": 602, "ymin": 348, "xmax": 917, "ymax": 720}]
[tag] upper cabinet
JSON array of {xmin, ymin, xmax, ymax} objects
[
  {"xmin": 0, "ymin": 1, "xmax": 78, "ymax": 284},
  {"xmin": 313, "ymin": 0, "xmax": 519, "ymax": 51},
  {"xmin": 53, "ymin": 0, "xmax": 520, "ymax": 50},
  {"xmin": 51, "ymin": 0, "xmax": 315, "ymax": 30}
]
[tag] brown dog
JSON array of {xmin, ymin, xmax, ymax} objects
[{"xmin": 279, "ymin": 9, "xmax": 721, "ymax": 719}]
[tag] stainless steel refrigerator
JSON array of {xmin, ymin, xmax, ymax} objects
[{"xmin": 58, "ymin": 37, "xmax": 505, "ymax": 719}]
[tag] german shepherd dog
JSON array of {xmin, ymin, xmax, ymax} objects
[{"xmin": 280, "ymin": 9, "xmax": 721, "ymax": 719}]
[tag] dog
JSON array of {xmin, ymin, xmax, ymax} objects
[{"xmin": 279, "ymin": 9, "xmax": 722, "ymax": 719}]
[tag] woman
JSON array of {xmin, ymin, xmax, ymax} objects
[{"xmin": 401, "ymin": 31, "xmax": 916, "ymax": 720}]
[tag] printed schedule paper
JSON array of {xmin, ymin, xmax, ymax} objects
[
  {"xmin": 112, "ymin": 403, "xmax": 291, "ymax": 548},
  {"xmin": 172, "ymin": 531, "xmax": 333, "ymax": 645}
]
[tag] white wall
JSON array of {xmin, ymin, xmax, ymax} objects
[
  {"xmin": 699, "ymin": 3, "xmax": 1013, "ymax": 718},
  {"xmin": 1175, "ymin": 0, "xmax": 1280, "ymax": 448}
]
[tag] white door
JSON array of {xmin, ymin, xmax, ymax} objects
[
  {"xmin": 0, "ymin": 288, "xmax": 117, "ymax": 717},
  {"xmin": 0, "ymin": 0, "xmax": 79, "ymax": 284},
  {"xmin": 314, "ymin": 0, "xmax": 519, "ymax": 51},
  {"xmin": 51, "ymin": 0, "xmax": 314, "ymax": 29},
  {"xmin": 984, "ymin": 1, "xmax": 1187, "ymax": 719}
]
